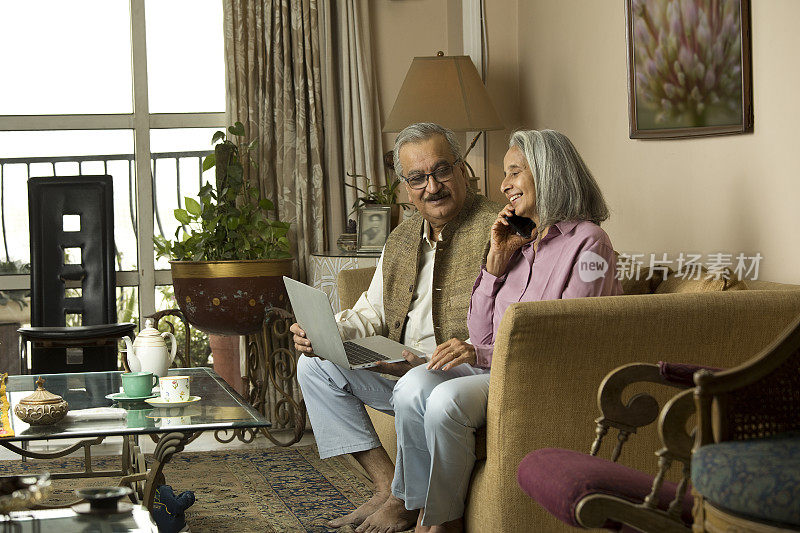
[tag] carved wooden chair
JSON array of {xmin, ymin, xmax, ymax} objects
[
  {"xmin": 692, "ymin": 314, "xmax": 800, "ymax": 532},
  {"xmin": 517, "ymin": 361, "xmax": 712, "ymax": 532}
]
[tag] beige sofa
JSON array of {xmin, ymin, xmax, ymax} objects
[{"xmin": 336, "ymin": 266, "xmax": 800, "ymax": 532}]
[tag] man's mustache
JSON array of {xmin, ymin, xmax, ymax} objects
[{"xmin": 424, "ymin": 190, "xmax": 451, "ymax": 202}]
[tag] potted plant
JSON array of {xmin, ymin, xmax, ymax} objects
[
  {"xmin": 0, "ymin": 261, "xmax": 30, "ymax": 319},
  {"xmin": 345, "ymin": 172, "xmax": 411, "ymax": 230},
  {"xmin": 154, "ymin": 122, "xmax": 293, "ymax": 337}
]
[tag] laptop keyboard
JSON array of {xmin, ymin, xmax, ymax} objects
[{"xmin": 343, "ymin": 341, "xmax": 389, "ymax": 366}]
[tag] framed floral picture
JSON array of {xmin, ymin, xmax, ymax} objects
[{"xmin": 626, "ymin": 0, "xmax": 753, "ymax": 139}]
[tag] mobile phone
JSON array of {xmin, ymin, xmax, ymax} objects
[{"xmin": 503, "ymin": 214, "xmax": 536, "ymax": 239}]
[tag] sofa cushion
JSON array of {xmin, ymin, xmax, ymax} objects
[
  {"xmin": 619, "ymin": 266, "xmax": 666, "ymax": 295},
  {"xmin": 613, "ymin": 251, "xmax": 667, "ymax": 295},
  {"xmin": 517, "ymin": 448, "xmax": 692, "ymax": 529},
  {"xmin": 692, "ymin": 433, "xmax": 800, "ymax": 527},
  {"xmin": 655, "ymin": 267, "xmax": 747, "ymax": 294}
]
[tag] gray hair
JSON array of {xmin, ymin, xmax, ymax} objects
[
  {"xmin": 509, "ymin": 129, "xmax": 609, "ymax": 227},
  {"xmin": 393, "ymin": 123, "xmax": 462, "ymax": 177}
]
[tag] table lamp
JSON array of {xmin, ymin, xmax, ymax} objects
[{"xmin": 383, "ymin": 52, "xmax": 504, "ymax": 191}]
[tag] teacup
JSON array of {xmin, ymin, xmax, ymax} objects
[
  {"xmin": 121, "ymin": 372, "xmax": 158, "ymax": 398},
  {"xmin": 158, "ymin": 376, "xmax": 190, "ymax": 403},
  {"xmin": 126, "ymin": 409, "xmax": 151, "ymax": 429},
  {"xmin": 158, "ymin": 415, "xmax": 192, "ymax": 428}
]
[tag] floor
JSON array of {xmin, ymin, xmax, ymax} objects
[{"xmin": 0, "ymin": 429, "xmax": 318, "ymax": 460}]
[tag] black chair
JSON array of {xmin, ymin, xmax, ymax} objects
[{"xmin": 19, "ymin": 175, "xmax": 135, "ymax": 374}]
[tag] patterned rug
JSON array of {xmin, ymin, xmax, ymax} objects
[{"xmin": 0, "ymin": 445, "xmax": 378, "ymax": 532}]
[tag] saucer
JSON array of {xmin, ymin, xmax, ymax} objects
[
  {"xmin": 144, "ymin": 396, "xmax": 201, "ymax": 408},
  {"xmin": 72, "ymin": 501, "xmax": 134, "ymax": 515},
  {"xmin": 72, "ymin": 486, "xmax": 134, "ymax": 515},
  {"xmin": 106, "ymin": 392, "xmax": 158, "ymax": 402}
]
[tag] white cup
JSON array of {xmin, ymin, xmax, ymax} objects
[
  {"xmin": 158, "ymin": 375, "xmax": 190, "ymax": 403},
  {"xmin": 158, "ymin": 415, "xmax": 192, "ymax": 427}
]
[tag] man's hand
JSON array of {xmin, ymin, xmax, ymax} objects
[
  {"xmin": 427, "ymin": 338, "xmax": 476, "ymax": 371},
  {"xmin": 290, "ymin": 323, "xmax": 318, "ymax": 357},
  {"xmin": 368, "ymin": 350, "xmax": 427, "ymax": 377}
]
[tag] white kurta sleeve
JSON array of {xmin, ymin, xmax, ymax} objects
[{"xmin": 334, "ymin": 248, "xmax": 387, "ymax": 340}]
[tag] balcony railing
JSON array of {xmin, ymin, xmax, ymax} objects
[{"xmin": 0, "ymin": 150, "xmax": 213, "ymax": 269}]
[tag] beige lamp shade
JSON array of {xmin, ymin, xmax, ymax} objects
[{"xmin": 383, "ymin": 54, "xmax": 504, "ymax": 133}]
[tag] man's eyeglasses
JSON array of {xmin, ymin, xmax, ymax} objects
[{"xmin": 400, "ymin": 159, "xmax": 461, "ymax": 190}]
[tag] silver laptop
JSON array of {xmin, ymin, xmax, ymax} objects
[{"xmin": 283, "ymin": 276, "xmax": 424, "ymax": 370}]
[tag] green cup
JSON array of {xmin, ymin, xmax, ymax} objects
[
  {"xmin": 126, "ymin": 409, "xmax": 149, "ymax": 428},
  {"xmin": 121, "ymin": 372, "xmax": 158, "ymax": 398}
]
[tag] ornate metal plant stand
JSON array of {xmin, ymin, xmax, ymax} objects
[
  {"xmin": 214, "ymin": 307, "xmax": 306, "ymax": 447},
  {"xmin": 150, "ymin": 307, "xmax": 306, "ymax": 447}
]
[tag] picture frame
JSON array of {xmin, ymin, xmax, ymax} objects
[
  {"xmin": 625, "ymin": 0, "xmax": 753, "ymax": 139},
  {"xmin": 356, "ymin": 205, "xmax": 391, "ymax": 252}
]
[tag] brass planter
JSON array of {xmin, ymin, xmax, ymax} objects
[{"xmin": 170, "ymin": 259, "xmax": 293, "ymax": 336}]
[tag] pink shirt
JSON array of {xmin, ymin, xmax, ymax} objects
[{"xmin": 467, "ymin": 219, "xmax": 622, "ymax": 368}]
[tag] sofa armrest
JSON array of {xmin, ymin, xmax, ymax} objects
[{"xmin": 468, "ymin": 289, "xmax": 800, "ymax": 533}]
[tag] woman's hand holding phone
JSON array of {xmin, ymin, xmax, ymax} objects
[{"xmin": 486, "ymin": 205, "xmax": 535, "ymax": 277}]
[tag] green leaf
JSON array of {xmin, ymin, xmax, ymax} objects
[
  {"xmin": 247, "ymin": 138, "xmax": 258, "ymax": 151},
  {"xmin": 272, "ymin": 224, "xmax": 288, "ymax": 239},
  {"xmin": 228, "ymin": 163, "xmax": 243, "ymax": 181},
  {"xmin": 226, "ymin": 216, "xmax": 239, "ymax": 230},
  {"xmin": 184, "ymin": 197, "xmax": 201, "ymax": 216},
  {"xmin": 229, "ymin": 121, "xmax": 245, "ymax": 137},
  {"xmin": 202, "ymin": 153, "xmax": 216, "ymax": 172},
  {"xmin": 174, "ymin": 209, "xmax": 190, "ymax": 225},
  {"xmin": 258, "ymin": 198, "xmax": 274, "ymax": 211},
  {"xmin": 212, "ymin": 130, "xmax": 226, "ymax": 145}
]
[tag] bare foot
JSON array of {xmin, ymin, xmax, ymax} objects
[
  {"xmin": 355, "ymin": 494, "xmax": 419, "ymax": 533},
  {"xmin": 328, "ymin": 491, "xmax": 391, "ymax": 528}
]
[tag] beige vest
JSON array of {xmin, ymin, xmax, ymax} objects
[{"xmin": 382, "ymin": 190, "xmax": 502, "ymax": 345}]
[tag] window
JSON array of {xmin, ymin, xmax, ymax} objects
[{"xmin": 0, "ymin": 0, "xmax": 226, "ymax": 324}]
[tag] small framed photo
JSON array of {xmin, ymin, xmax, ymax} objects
[
  {"xmin": 625, "ymin": 0, "xmax": 753, "ymax": 139},
  {"xmin": 357, "ymin": 205, "xmax": 391, "ymax": 252}
]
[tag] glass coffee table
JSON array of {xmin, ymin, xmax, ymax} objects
[
  {"xmin": 1, "ymin": 367, "xmax": 271, "ymax": 511},
  {"xmin": 1, "ymin": 506, "xmax": 157, "ymax": 532}
]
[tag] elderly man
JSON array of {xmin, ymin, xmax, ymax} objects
[{"xmin": 291, "ymin": 122, "xmax": 499, "ymax": 533}]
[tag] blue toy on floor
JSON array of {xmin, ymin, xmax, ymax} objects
[{"xmin": 151, "ymin": 485, "xmax": 195, "ymax": 533}]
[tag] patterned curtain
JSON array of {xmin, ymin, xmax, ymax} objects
[
  {"xmin": 223, "ymin": 0, "xmax": 325, "ymax": 281},
  {"xmin": 318, "ymin": 0, "xmax": 384, "ymax": 248}
]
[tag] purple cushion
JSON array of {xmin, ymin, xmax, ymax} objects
[
  {"xmin": 658, "ymin": 361, "xmax": 722, "ymax": 387},
  {"xmin": 517, "ymin": 448, "xmax": 693, "ymax": 529}
]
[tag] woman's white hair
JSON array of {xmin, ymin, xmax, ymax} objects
[
  {"xmin": 509, "ymin": 129, "xmax": 609, "ymax": 227},
  {"xmin": 393, "ymin": 123, "xmax": 462, "ymax": 177}
]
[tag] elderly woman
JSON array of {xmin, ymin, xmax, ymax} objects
[{"xmin": 392, "ymin": 129, "xmax": 622, "ymax": 533}]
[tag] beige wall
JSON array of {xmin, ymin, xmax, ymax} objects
[
  {"xmin": 369, "ymin": 0, "xmax": 520, "ymax": 202},
  {"xmin": 482, "ymin": 0, "xmax": 520, "ymax": 201},
  {"xmin": 370, "ymin": 0, "xmax": 463, "ymax": 154},
  {"xmin": 517, "ymin": 0, "xmax": 800, "ymax": 284},
  {"xmin": 369, "ymin": 0, "xmax": 462, "ymax": 205}
]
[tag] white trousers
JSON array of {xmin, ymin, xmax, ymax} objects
[{"xmin": 296, "ymin": 355, "xmax": 490, "ymax": 526}]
